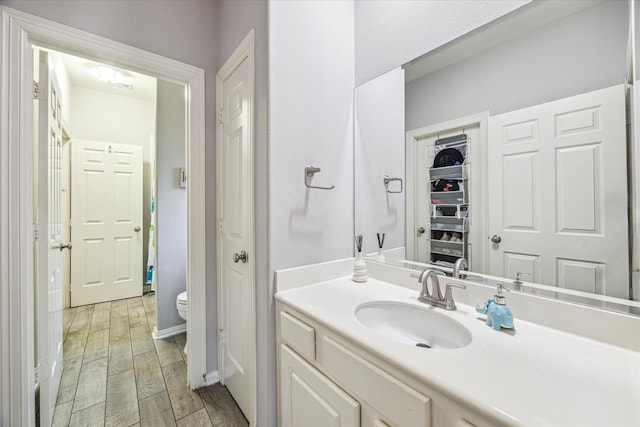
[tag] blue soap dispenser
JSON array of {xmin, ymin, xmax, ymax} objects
[{"xmin": 475, "ymin": 284, "xmax": 515, "ymax": 331}]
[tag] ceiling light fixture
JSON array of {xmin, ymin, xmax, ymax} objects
[{"xmin": 92, "ymin": 65, "xmax": 133, "ymax": 90}]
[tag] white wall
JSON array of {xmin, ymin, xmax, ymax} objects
[
  {"xmin": 354, "ymin": 67, "xmax": 405, "ymax": 255},
  {"xmin": 269, "ymin": 0, "xmax": 355, "ymax": 269},
  {"xmin": 155, "ymin": 80, "xmax": 186, "ymax": 331},
  {"xmin": 268, "ymin": 2, "xmax": 354, "ymax": 424},
  {"xmin": 354, "ymin": 0, "xmax": 530, "ymax": 86},
  {"xmin": 71, "ymin": 86, "xmax": 155, "ymax": 150}
]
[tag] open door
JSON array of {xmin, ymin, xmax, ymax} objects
[{"xmin": 35, "ymin": 49, "xmax": 66, "ymax": 427}]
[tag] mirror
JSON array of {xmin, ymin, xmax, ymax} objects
[{"xmin": 354, "ymin": 0, "xmax": 640, "ymax": 309}]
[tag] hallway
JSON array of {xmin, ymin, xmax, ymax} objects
[{"xmin": 52, "ymin": 292, "xmax": 248, "ymax": 426}]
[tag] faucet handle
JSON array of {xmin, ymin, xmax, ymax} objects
[{"xmin": 443, "ymin": 283, "xmax": 467, "ymax": 310}]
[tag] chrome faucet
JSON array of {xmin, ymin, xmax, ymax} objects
[
  {"xmin": 453, "ymin": 257, "xmax": 468, "ymax": 278},
  {"xmin": 416, "ymin": 269, "xmax": 466, "ymax": 310},
  {"xmin": 418, "ymin": 269, "xmax": 444, "ymax": 303}
]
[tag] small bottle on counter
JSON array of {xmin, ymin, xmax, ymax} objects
[{"xmin": 353, "ymin": 235, "xmax": 368, "ymax": 283}]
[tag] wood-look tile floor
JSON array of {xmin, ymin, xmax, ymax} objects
[{"xmin": 53, "ymin": 292, "xmax": 248, "ymax": 427}]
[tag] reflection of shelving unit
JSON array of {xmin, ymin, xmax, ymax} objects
[{"xmin": 428, "ymin": 134, "xmax": 469, "ymax": 269}]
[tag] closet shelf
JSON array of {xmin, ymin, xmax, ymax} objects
[
  {"xmin": 429, "ymin": 164, "xmax": 468, "ymax": 181},
  {"xmin": 431, "ymin": 190, "xmax": 466, "ymax": 205},
  {"xmin": 427, "ymin": 133, "xmax": 470, "ymax": 267},
  {"xmin": 432, "ymin": 204, "xmax": 468, "ymax": 219}
]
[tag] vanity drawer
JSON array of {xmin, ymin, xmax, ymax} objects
[
  {"xmin": 280, "ymin": 311, "xmax": 316, "ymax": 361},
  {"xmin": 323, "ymin": 336, "xmax": 431, "ymax": 427}
]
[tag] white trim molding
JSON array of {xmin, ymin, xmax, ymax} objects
[
  {"xmin": 0, "ymin": 7, "xmax": 207, "ymax": 425},
  {"xmin": 152, "ymin": 323, "xmax": 187, "ymax": 340},
  {"xmin": 0, "ymin": 9, "xmax": 36, "ymax": 426},
  {"xmin": 205, "ymin": 370, "xmax": 220, "ymax": 386}
]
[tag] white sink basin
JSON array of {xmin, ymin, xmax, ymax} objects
[{"xmin": 355, "ymin": 301, "xmax": 472, "ymax": 350}]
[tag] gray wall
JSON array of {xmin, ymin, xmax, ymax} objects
[
  {"xmin": 406, "ymin": 0, "xmax": 628, "ymax": 130},
  {"xmin": 155, "ymin": 80, "xmax": 186, "ymax": 331},
  {"xmin": 354, "ymin": 0, "xmax": 530, "ymax": 86},
  {"xmin": 214, "ymin": 1, "xmax": 270, "ymax": 424},
  {"xmin": 0, "ymin": 0, "xmax": 220, "ymax": 369}
]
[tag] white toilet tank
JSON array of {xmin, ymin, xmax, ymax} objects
[{"xmin": 176, "ymin": 291, "xmax": 187, "ymax": 320}]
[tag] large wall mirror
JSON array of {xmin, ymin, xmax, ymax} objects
[{"xmin": 355, "ymin": 0, "xmax": 640, "ymax": 311}]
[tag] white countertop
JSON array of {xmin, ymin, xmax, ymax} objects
[{"xmin": 275, "ymin": 276, "xmax": 640, "ymax": 427}]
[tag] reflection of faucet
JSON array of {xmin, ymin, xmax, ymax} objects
[
  {"xmin": 453, "ymin": 257, "xmax": 468, "ymax": 278},
  {"xmin": 417, "ymin": 269, "xmax": 466, "ymax": 310},
  {"xmin": 513, "ymin": 272, "xmax": 531, "ymax": 290}
]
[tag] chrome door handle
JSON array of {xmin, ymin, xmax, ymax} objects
[
  {"xmin": 58, "ymin": 243, "xmax": 73, "ymax": 251},
  {"xmin": 233, "ymin": 250, "xmax": 248, "ymax": 263},
  {"xmin": 417, "ymin": 227, "xmax": 426, "ymax": 235},
  {"xmin": 134, "ymin": 226, "xmax": 141, "ymax": 232},
  {"xmin": 490, "ymin": 235, "xmax": 502, "ymax": 244}
]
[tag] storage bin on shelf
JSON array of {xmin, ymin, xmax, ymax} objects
[
  {"xmin": 433, "ymin": 204, "xmax": 468, "ymax": 218},
  {"xmin": 427, "ymin": 134, "xmax": 470, "ymax": 268},
  {"xmin": 428, "ymin": 164, "xmax": 468, "ymax": 181},
  {"xmin": 429, "ymin": 240, "xmax": 464, "ymax": 257},
  {"xmin": 430, "ymin": 216, "xmax": 469, "ymax": 233}
]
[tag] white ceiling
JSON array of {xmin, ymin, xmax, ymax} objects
[{"xmin": 58, "ymin": 51, "xmax": 157, "ymax": 101}]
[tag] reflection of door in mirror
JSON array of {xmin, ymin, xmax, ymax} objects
[{"xmin": 488, "ymin": 84, "xmax": 628, "ymax": 299}]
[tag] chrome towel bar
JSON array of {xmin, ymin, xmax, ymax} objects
[{"xmin": 305, "ymin": 166, "xmax": 335, "ymax": 190}]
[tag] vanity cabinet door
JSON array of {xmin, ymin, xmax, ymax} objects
[{"xmin": 280, "ymin": 344, "xmax": 360, "ymax": 427}]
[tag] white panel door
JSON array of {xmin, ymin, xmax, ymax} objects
[
  {"xmin": 36, "ymin": 49, "xmax": 65, "ymax": 427},
  {"xmin": 488, "ymin": 85, "xmax": 628, "ymax": 298},
  {"xmin": 279, "ymin": 345, "xmax": 360, "ymax": 427},
  {"xmin": 219, "ymin": 52, "xmax": 254, "ymax": 422},
  {"xmin": 71, "ymin": 140, "xmax": 143, "ymax": 306}
]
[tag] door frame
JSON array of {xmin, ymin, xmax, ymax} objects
[
  {"xmin": 405, "ymin": 112, "xmax": 489, "ymax": 270},
  {"xmin": 0, "ymin": 7, "xmax": 207, "ymax": 425},
  {"xmin": 216, "ymin": 30, "xmax": 256, "ymax": 425}
]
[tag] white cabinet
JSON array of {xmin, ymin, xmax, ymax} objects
[
  {"xmin": 280, "ymin": 344, "xmax": 360, "ymax": 427},
  {"xmin": 277, "ymin": 306, "xmax": 433, "ymax": 427},
  {"xmin": 322, "ymin": 337, "xmax": 430, "ymax": 426}
]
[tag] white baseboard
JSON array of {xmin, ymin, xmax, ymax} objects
[
  {"xmin": 204, "ymin": 370, "xmax": 220, "ymax": 386},
  {"xmin": 152, "ymin": 323, "xmax": 186, "ymax": 340}
]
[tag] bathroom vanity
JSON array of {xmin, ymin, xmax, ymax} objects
[{"xmin": 275, "ymin": 260, "xmax": 640, "ymax": 427}]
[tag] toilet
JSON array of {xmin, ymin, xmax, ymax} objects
[{"xmin": 176, "ymin": 291, "xmax": 188, "ymax": 354}]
